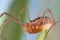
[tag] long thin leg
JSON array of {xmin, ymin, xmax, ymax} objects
[
  {"xmin": 0, "ymin": 12, "xmax": 27, "ymax": 40},
  {"xmin": 43, "ymin": 8, "xmax": 55, "ymax": 23},
  {"xmin": 17, "ymin": 4, "xmax": 28, "ymax": 40},
  {"xmin": 27, "ymin": 9, "xmax": 30, "ymax": 21},
  {"xmin": 43, "ymin": 19, "xmax": 60, "ymax": 40},
  {"xmin": 38, "ymin": 0, "xmax": 47, "ymax": 17},
  {"xmin": 46, "ymin": 0, "xmax": 50, "ymax": 8},
  {"xmin": 0, "ymin": 19, "xmax": 9, "ymax": 40},
  {"xmin": 38, "ymin": 8, "xmax": 55, "ymax": 25},
  {"xmin": 0, "ymin": 14, "xmax": 22, "ymax": 40},
  {"xmin": 40, "ymin": 0, "xmax": 56, "ymax": 40},
  {"xmin": 18, "ymin": 4, "xmax": 30, "ymax": 21},
  {"xmin": 18, "ymin": 4, "xmax": 27, "ymax": 18},
  {"xmin": 0, "ymin": 18, "xmax": 10, "ymax": 30},
  {"xmin": 38, "ymin": 0, "xmax": 50, "ymax": 17},
  {"xmin": 42, "ymin": 5, "xmax": 55, "ymax": 40},
  {"xmin": 42, "ymin": 1, "xmax": 55, "ymax": 39},
  {"xmin": 0, "ymin": 12, "xmax": 23, "ymax": 25}
]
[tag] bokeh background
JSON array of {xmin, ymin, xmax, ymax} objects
[{"xmin": 0, "ymin": 0, "xmax": 60, "ymax": 40}]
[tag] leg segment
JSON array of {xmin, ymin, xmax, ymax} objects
[
  {"xmin": 18, "ymin": 4, "xmax": 30, "ymax": 21},
  {"xmin": 0, "ymin": 19, "xmax": 9, "ymax": 40},
  {"xmin": 0, "ymin": 12, "xmax": 23, "ymax": 25},
  {"xmin": 38, "ymin": 0, "xmax": 50, "ymax": 17},
  {"xmin": 42, "ymin": 8, "xmax": 55, "ymax": 23},
  {"xmin": 0, "ymin": 4, "xmax": 28, "ymax": 40},
  {"xmin": 46, "ymin": 0, "xmax": 50, "ymax": 8},
  {"xmin": 43, "ymin": 19, "xmax": 60, "ymax": 40},
  {"xmin": 38, "ymin": 0, "xmax": 47, "ymax": 17},
  {"xmin": 0, "ymin": 18, "xmax": 10, "ymax": 30},
  {"xmin": 17, "ymin": 4, "xmax": 28, "ymax": 40},
  {"xmin": 0, "ymin": 12, "xmax": 26, "ymax": 40},
  {"xmin": 18, "ymin": 4, "xmax": 27, "ymax": 18}
]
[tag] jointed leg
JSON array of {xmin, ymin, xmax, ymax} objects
[
  {"xmin": 18, "ymin": 4, "xmax": 28, "ymax": 40},
  {"xmin": 42, "ymin": 8, "xmax": 55, "ymax": 23},
  {"xmin": 43, "ymin": 18, "xmax": 60, "ymax": 40},
  {"xmin": 0, "ymin": 12, "xmax": 27, "ymax": 40},
  {"xmin": 38, "ymin": 0, "xmax": 47, "ymax": 17},
  {"xmin": 0, "ymin": 12, "xmax": 23, "ymax": 26},
  {"xmin": 27, "ymin": 10, "xmax": 30, "ymax": 21},
  {"xmin": 46, "ymin": 0, "xmax": 50, "ymax": 8},
  {"xmin": 18, "ymin": 4, "xmax": 27, "ymax": 18},
  {"xmin": 38, "ymin": 0, "xmax": 50, "ymax": 17},
  {"xmin": 0, "ymin": 12, "xmax": 26, "ymax": 40},
  {"xmin": 0, "ymin": 19, "xmax": 9, "ymax": 40},
  {"xmin": 42, "ymin": 0, "xmax": 55, "ymax": 28},
  {"xmin": 18, "ymin": 4, "xmax": 30, "ymax": 21},
  {"xmin": 0, "ymin": 4, "xmax": 28, "ymax": 40},
  {"xmin": 0, "ymin": 18, "xmax": 10, "ymax": 30}
]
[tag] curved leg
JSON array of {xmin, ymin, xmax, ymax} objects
[
  {"xmin": 0, "ymin": 12, "xmax": 27, "ymax": 40},
  {"xmin": 0, "ymin": 4, "xmax": 29, "ymax": 40},
  {"xmin": 0, "ymin": 13, "xmax": 23, "ymax": 40},
  {"xmin": 38, "ymin": 0, "xmax": 50, "ymax": 17},
  {"xmin": 18, "ymin": 4, "xmax": 27, "ymax": 18},
  {"xmin": 46, "ymin": 0, "xmax": 50, "ymax": 8},
  {"xmin": 0, "ymin": 4, "xmax": 28, "ymax": 40},
  {"xmin": 18, "ymin": 4, "xmax": 30, "ymax": 21},
  {"xmin": 17, "ymin": 4, "xmax": 28, "ymax": 40},
  {"xmin": 0, "ymin": 12, "xmax": 23, "ymax": 25},
  {"xmin": 0, "ymin": 19, "xmax": 9, "ymax": 40},
  {"xmin": 42, "ymin": 8, "xmax": 55, "ymax": 23},
  {"xmin": 38, "ymin": 0, "xmax": 47, "ymax": 17},
  {"xmin": 43, "ymin": 19, "xmax": 60, "ymax": 40},
  {"xmin": 42, "ymin": 8, "xmax": 55, "ymax": 40},
  {"xmin": 0, "ymin": 18, "xmax": 10, "ymax": 30}
]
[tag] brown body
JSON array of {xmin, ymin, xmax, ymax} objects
[{"xmin": 23, "ymin": 17, "xmax": 53, "ymax": 34}]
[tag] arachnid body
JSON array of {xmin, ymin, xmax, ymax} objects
[{"xmin": 23, "ymin": 16, "xmax": 53, "ymax": 34}]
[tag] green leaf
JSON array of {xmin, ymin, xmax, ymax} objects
[
  {"xmin": 37, "ymin": 29, "xmax": 48, "ymax": 40},
  {"xmin": 1, "ymin": 0, "xmax": 27, "ymax": 40}
]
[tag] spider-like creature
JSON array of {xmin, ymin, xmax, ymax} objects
[
  {"xmin": 0, "ymin": 0, "xmax": 55, "ymax": 34},
  {"xmin": 0, "ymin": 0, "xmax": 59, "ymax": 40}
]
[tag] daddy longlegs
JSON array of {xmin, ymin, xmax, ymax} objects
[
  {"xmin": 0, "ymin": 6, "xmax": 56, "ymax": 40},
  {"xmin": 0, "ymin": 0, "xmax": 60, "ymax": 40}
]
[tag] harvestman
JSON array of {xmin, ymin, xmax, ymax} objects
[
  {"xmin": 0, "ymin": 4, "xmax": 56, "ymax": 40},
  {"xmin": 0, "ymin": 4, "xmax": 55, "ymax": 33},
  {"xmin": 0, "ymin": 1, "xmax": 60, "ymax": 40}
]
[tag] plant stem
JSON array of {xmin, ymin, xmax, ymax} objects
[{"xmin": 37, "ymin": 29, "xmax": 48, "ymax": 40}]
